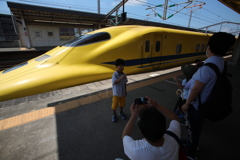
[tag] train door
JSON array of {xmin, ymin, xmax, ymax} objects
[
  {"xmin": 152, "ymin": 34, "xmax": 163, "ymax": 69},
  {"xmin": 141, "ymin": 34, "xmax": 152, "ymax": 68}
]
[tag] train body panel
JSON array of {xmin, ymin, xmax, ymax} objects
[{"xmin": 0, "ymin": 25, "xmax": 211, "ymax": 102}]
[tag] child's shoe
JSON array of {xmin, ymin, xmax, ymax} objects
[
  {"xmin": 112, "ymin": 114, "xmax": 118, "ymax": 122},
  {"xmin": 119, "ymin": 112, "xmax": 127, "ymax": 119}
]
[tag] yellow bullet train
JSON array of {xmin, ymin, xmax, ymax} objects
[{"xmin": 0, "ymin": 25, "xmax": 211, "ymax": 102}]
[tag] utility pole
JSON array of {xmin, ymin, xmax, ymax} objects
[
  {"xmin": 102, "ymin": 0, "xmax": 128, "ymax": 26},
  {"xmin": 163, "ymin": 0, "xmax": 168, "ymax": 20},
  {"xmin": 116, "ymin": 10, "xmax": 118, "ymax": 24},
  {"xmin": 188, "ymin": 10, "xmax": 193, "ymax": 28},
  {"xmin": 98, "ymin": 0, "xmax": 100, "ymax": 14}
]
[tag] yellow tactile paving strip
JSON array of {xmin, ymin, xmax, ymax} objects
[{"xmin": 0, "ymin": 71, "xmax": 182, "ymax": 131}]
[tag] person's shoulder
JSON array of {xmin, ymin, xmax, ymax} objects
[
  {"xmin": 167, "ymin": 120, "xmax": 181, "ymax": 136},
  {"xmin": 170, "ymin": 120, "xmax": 180, "ymax": 127},
  {"xmin": 112, "ymin": 71, "xmax": 118, "ymax": 76}
]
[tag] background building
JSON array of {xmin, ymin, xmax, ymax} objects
[{"xmin": 0, "ymin": 14, "xmax": 20, "ymax": 48}]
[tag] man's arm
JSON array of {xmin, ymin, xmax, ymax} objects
[
  {"xmin": 182, "ymin": 80, "xmax": 206, "ymax": 112},
  {"xmin": 122, "ymin": 104, "xmax": 138, "ymax": 139},
  {"xmin": 146, "ymin": 97, "xmax": 180, "ymax": 122}
]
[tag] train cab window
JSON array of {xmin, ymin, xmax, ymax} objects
[
  {"xmin": 145, "ymin": 40, "xmax": 150, "ymax": 52},
  {"xmin": 155, "ymin": 41, "xmax": 160, "ymax": 52},
  {"xmin": 196, "ymin": 44, "xmax": 200, "ymax": 52},
  {"xmin": 201, "ymin": 44, "xmax": 205, "ymax": 51},
  {"xmin": 63, "ymin": 32, "xmax": 111, "ymax": 47},
  {"xmin": 2, "ymin": 62, "xmax": 28, "ymax": 74},
  {"xmin": 176, "ymin": 44, "xmax": 182, "ymax": 54}
]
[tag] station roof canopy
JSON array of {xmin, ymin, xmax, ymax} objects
[
  {"xmin": 218, "ymin": 0, "xmax": 240, "ymax": 14},
  {"xmin": 7, "ymin": 1, "xmax": 202, "ymax": 32}
]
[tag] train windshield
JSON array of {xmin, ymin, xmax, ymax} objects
[
  {"xmin": 2, "ymin": 62, "xmax": 28, "ymax": 74},
  {"xmin": 62, "ymin": 32, "xmax": 111, "ymax": 47}
]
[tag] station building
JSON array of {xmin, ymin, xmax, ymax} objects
[{"xmin": 0, "ymin": 14, "xmax": 20, "ymax": 48}]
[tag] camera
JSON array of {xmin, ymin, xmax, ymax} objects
[{"xmin": 134, "ymin": 97, "xmax": 148, "ymax": 105}]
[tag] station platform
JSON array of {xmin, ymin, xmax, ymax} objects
[{"xmin": 0, "ymin": 63, "xmax": 239, "ymax": 160}]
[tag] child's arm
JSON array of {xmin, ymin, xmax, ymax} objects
[
  {"xmin": 114, "ymin": 74, "xmax": 126, "ymax": 84},
  {"xmin": 173, "ymin": 76, "xmax": 184, "ymax": 89}
]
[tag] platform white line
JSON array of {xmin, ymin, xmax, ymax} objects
[{"xmin": 164, "ymin": 80, "xmax": 178, "ymax": 85}]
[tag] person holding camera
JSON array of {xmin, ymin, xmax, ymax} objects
[{"xmin": 122, "ymin": 96, "xmax": 180, "ymax": 160}]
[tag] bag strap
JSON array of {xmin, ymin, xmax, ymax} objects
[
  {"xmin": 165, "ymin": 130, "xmax": 188, "ymax": 154},
  {"xmin": 203, "ymin": 63, "xmax": 221, "ymax": 78}
]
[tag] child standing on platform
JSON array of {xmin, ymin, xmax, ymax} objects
[
  {"xmin": 111, "ymin": 58, "xmax": 128, "ymax": 122},
  {"xmin": 173, "ymin": 64, "xmax": 195, "ymax": 118}
]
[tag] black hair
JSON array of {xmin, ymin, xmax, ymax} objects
[
  {"xmin": 137, "ymin": 107, "xmax": 166, "ymax": 143},
  {"xmin": 194, "ymin": 59, "xmax": 201, "ymax": 63},
  {"xmin": 208, "ymin": 32, "xmax": 236, "ymax": 56},
  {"xmin": 115, "ymin": 58, "xmax": 125, "ymax": 66},
  {"xmin": 181, "ymin": 64, "xmax": 196, "ymax": 82}
]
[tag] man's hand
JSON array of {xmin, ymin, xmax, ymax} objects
[
  {"xmin": 182, "ymin": 103, "xmax": 190, "ymax": 112},
  {"xmin": 145, "ymin": 96, "xmax": 180, "ymax": 122},
  {"xmin": 130, "ymin": 103, "xmax": 138, "ymax": 117},
  {"xmin": 146, "ymin": 96, "xmax": 158, "ymax": 108}
]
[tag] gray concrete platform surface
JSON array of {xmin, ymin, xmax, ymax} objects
[{"xmin": 0, "ymin": 63, "xmax": 239, "ymax": 160}]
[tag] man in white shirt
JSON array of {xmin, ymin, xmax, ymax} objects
[{"xmin": 122, "ymin": 96, "xmax": 180, "ymax": 160}]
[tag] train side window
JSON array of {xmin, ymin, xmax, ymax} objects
[
  {"xmin": 176, "ymin": 44, "xmax": 182, "ymax": 54},
  {"xmin": 76, "ymin": 32, "xmax": 111, "ymax": 46},
  {"xmin": 201, "ymin": 44, "xmax": 205, "ymax": 51},
  {"xmin": 145, "ymin": 40, "xmax": 150, "ymax": 52},
  {"xmin": 196, "ymin": 44, "xmax": 200, "ymax": 52},
  {"xmin": 156, "ymin": 41, "xmax": 160, "ymax": 52}
]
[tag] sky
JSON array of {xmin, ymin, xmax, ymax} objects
[{"xmin": 0, "ymin": 0, "xmax": 240, "ymax": 35}]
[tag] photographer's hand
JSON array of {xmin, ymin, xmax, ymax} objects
[
  {"xmin": 146, "ymin": 96, "xmax": 159, "ymax": 108},
  {"xmin": 146, "ymin": 96, "xmax": 180, "ymax": 122}
]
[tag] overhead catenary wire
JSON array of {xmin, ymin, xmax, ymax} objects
[
  {"xmin": 131, "ymin": 0, "xmax": 233, "ymax": 25},
  {"xmin": 1, "ymin": 0, "xmax": 238, "ymax": 32}
]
